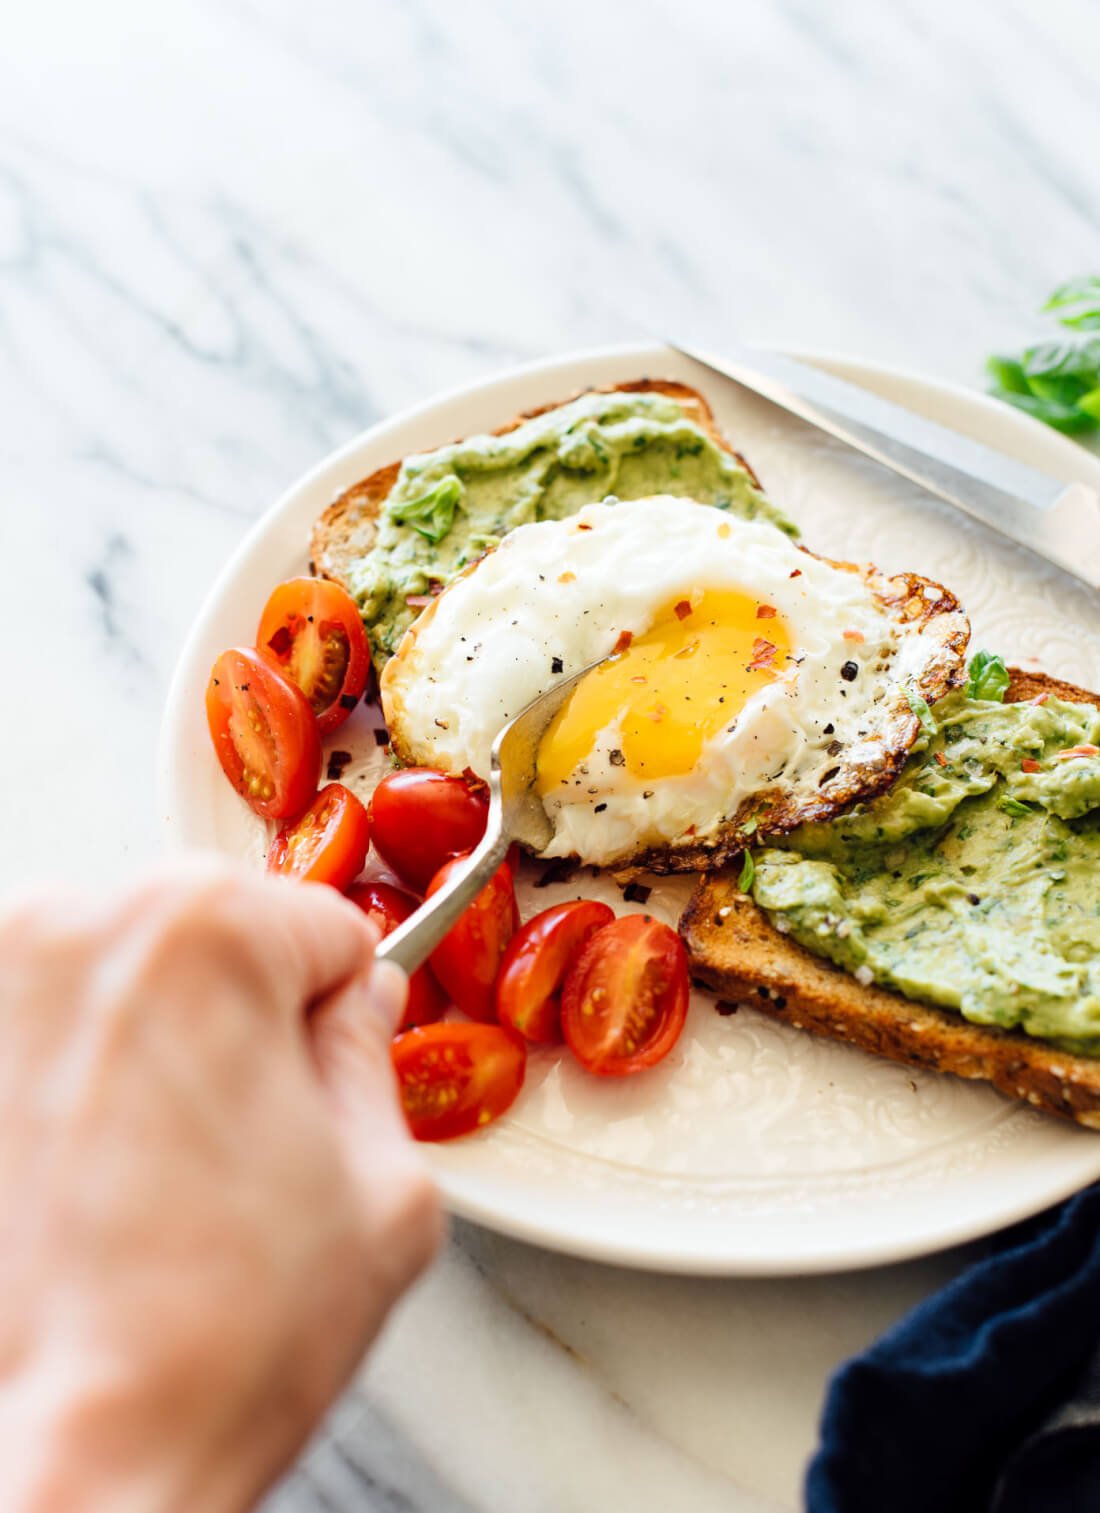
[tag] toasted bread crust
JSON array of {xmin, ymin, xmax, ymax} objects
[
  {"xmin": 680, "ymin": 667, "xmax": 1100, "ymax": 1128},
  {"xmin": 309, "ymin": 379, "xmax": 761, "ymax": 594}
]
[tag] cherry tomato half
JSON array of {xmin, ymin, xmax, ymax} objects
[
  {"xmin": 370, "ymin": 768, "xmax": 489, "ymax": 891},
  {"xmin": 206, "ymin": 648, "xmax": 321, "ymax": 820},
  {"xmin": 266, "ymin": 783, "xmax": 370, "ymax": 891},
  {"xmin": 495, "ymin": 900, "xmax": 616, "ymax": 1043},
  {"xmin": 346, "ymin": 881, "xmax": 448, "ymax": 1029},
  {"xmin": 426, "ymin": 853, "xmax": 518, "ymax": 1022},
  {"xmin": 561, "ymin": 914, "xmax": 690, "ymax": 1076},
  {"xmin": 256, "ymin": 577, "xmax": 370, "ymax": 736},
  {"xmin": 392, "ymin": 1023, "xmax": 526, "ymax": 1141}
]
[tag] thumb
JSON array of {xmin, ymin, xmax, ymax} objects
[
  {"xmin": 310, "ymin": 958, "xmax": 410, "ymax": 1147},
  {"xmin": 310, "ymin": 958, "xmax": 443, "ymax": 1286}
]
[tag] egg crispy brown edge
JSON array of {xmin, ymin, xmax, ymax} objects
[
  {"xmin": 382, "ymin": 530, "xmax": 970, "ymax": 874},
  {"xmin": 627, "ymin": 562, "xmax": 969, "ymax": 873}
]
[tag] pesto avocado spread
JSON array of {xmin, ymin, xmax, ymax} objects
[
  {"xmin": 348, "ymin": 389, "xmax": 795, "ymax": 659},
  {"xmin": 751, "ymin": 656, "xmax": 1100, "ymax": 1054}
]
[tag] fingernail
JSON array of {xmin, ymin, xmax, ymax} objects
[{"xmin": 369, "ymin": 958, "xmax": 409, "ymax": 1034}]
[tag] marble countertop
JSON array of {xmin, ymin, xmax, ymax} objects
[{"xmin": 4, "ymin": 0, "xmax": 1099, "ymax": 1507}]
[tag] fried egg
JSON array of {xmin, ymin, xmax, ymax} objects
[{"xmin": 382, "ymin": 497, "xmax": 969, "ymax": 870}]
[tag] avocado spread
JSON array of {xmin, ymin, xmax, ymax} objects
[
  {"xmin": 347, "ymin": 389, "xmax": 795, "ymax": 660},
  {"xmin": 751, "ymin": 677, "xmax": 1100, "ymax": 1054}
]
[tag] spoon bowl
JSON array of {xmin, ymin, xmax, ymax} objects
[{"xmin": 373, "ymin": 657, "xmax": 603, "ymax": 976}]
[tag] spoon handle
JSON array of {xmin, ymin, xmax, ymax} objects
[{"xmin": 373, "ymin": 818, "xmax": 511, "ymax": 977}]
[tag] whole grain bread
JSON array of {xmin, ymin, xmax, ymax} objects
[
  {"xmin": 309, "ymin": 378, "xmax": 761, "ymax": 608},
  {"xmin": 680, "ymin": 667, "xmax": 1100, "ymax": 1128}
]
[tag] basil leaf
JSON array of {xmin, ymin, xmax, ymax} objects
[
  {"xmin": 1027, "ymin": 374, "xmax": 1092, "ymax": 407},
  {"xmin": 993, "ymin": 390, "xmax": 1099, "ymax": 436},
  {"xmin": 1043, "ymin": 277, "xmax": 1100, "ymax": 330},
  {"xmin": 986, "ymin": 283, "xmax": 1100, "ymax": 431},
  {"xmin": 1000, "ymin": 796, "xmax": 1034, "ymax": 818},
  {"xmin": 739, "ymin": 851, "xmax": 755, "ymax": 893},
  {"xmin": 967, "ymin": 650, "xmax": 1010, "ymax": 703},
  {"xmin": 1022, "ymin": 338, "xmax": 1100, "ymax": 380},
  {"xmin": 985, "ymin": 355, "xmax": 1031, "ymax": 395},
  {"xmin": 390, "ymin": 476, "xmax": 463, "ymax": 543},
  {"xmin": 905, "ymin": 685, "xmax": 937, "ymax": 736}
]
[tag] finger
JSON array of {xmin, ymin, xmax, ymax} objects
[
  {"xmin": 125, "ymin": 858, "xmax": 385, "ymax": 1021},
  {"xmin": 311, "ymin": 959, "xmax": 443, "ymax": 1281},
  {"xmin": 309, "ymin": 960, "xmax": 409, "ymax": 1150},
  {"xmin": 252, "ymin": 875, "xmax": 383, "ymax": 1014}
]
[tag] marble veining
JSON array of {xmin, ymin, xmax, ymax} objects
[{"xmin": 4, "ymin": 0, "xmax": 1100, "ymax": 1508}]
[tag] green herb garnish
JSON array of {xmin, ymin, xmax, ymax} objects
[
  {"xmin": 390, "ymin": 475, "xmax": 463, "ymax": 543},
  {"xmin": 986, "ymin": 280, "xmax": 1100, "ymax": 435},
  {"xmin": 906, "ymin": 686, "xmax": 937, "ymax": 737},
  {"xmin": 1000, "ymin": 796, "xmax": 1034, "ymax": 818},
  {"xmin": 967, "ymin": 650, "xmax": 1010, "ymax": 703},
  {"xmin": 1043, "ymin": 277, "xmax": 1100, "ymax": 330},
  {"xmin": 739, "ymin": 851, "xmax": 755, "ymax": 893}
]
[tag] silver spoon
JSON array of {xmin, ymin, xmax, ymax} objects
[{"xmin": 373, "ymin": 657, "xmax": 603, "ymax": 976}]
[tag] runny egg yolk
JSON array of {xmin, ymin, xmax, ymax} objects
[{"xmin": 535, "ymin": 589, "xmax": 795, "ymax": 793}]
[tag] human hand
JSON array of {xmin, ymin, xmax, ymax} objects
[{"xmin": 0, "ymin": 858, "xmax": 442, "ymax": 1513}]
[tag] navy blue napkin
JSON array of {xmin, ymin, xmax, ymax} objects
[{"xmin": 806, "ymin": 1181, "xmax": 1100, "ymax": 1513}]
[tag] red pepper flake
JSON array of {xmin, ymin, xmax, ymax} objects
[
  {"xmin": 843, "ymin": 629, "xmax": 865, "ymax": 643},
  {"xmin": 674, "ymin": 599, "xmax": 693, "ymax": 620},
  {"xmin": 756, "ymin": 604, "xmax": 777, "ymax": 620},
  {"xmin": 405, "ymin": 594, "xmax": 432, "ymax": 608},
  {"xmin": 747, "ymin": 638, "xmax": 778, "ymax": 673},
  {"xmin": 613, "ymin": 630, "xmax": 634, "ymax": 654},
  {"xmin": 576, "ymin": 522, "xmax": 593, "ymax": 531},
  {"xmin": 790, "ymin": 568, "xmax": 802, "ymax": 578},
  {"xmin": 1054, "ymin": 744, "xmax": 1100, "ymax": 761},
  {"xmin": 630, "ymin": 675, "xmax": 648, "ymax": 684},
  {"xmin": 933, "ymin": 751, "xmax": 948, "ymax": 767},
  {"xmin": 647, "ymin": 703, "xmax": 668, "ymax": 723},
  {"xmin": 1021, "ymin": 757, "xmax": 1041, "ymax": 773}
]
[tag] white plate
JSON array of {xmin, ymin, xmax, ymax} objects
[{"xmin": 159, "ymin": 343, "xmax": 1100, "ymax": 1276}]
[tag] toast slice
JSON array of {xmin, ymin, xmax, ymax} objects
[
  {"xmin": 309, "ymin": 378, "xmax": 763, "ymax": 611},
  {"xmin": 680, "ymin": 667, "xmax": 1100, "ymax": 1128}
]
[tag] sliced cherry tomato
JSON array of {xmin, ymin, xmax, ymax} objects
[
  {"xmin": 346, "ymin": 881, "xmax": 448, "ymax": 1029},
  {"xmin": 426, "ymin": 853, "xmax": 518, "ymax": 1022},
  {"xmin": 392, "ymin": 1023, "xmax": 526, "ymax": 1141},
  {"xmin": 561, "ymin": 914, "xmax": 689, "ymax": 1076},
  {"xmin": 266, "ymin": 783, "xmax": 370, "ymax": 890},
  {"xmin": 369, "ymin": 769, "xmax": 489, "ymax": 891},
  {"xmin": 256, "ymin": 577, "xmax": 370, "ymax": 736},
  {"xmin": 495, "ymin": 900, "xmax": 616, "ymax": 1043},
  {"xmin": 206, "ymin": 647, "xmax": 321, "ymax": 820}
]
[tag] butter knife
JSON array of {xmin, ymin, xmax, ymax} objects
[{"xmin": 668, "ymin": 341, "xmax": 1100, "ymax": 590}]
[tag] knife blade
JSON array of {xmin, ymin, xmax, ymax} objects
[{"xmin": 668, "ymin": 340, "xmax": 1100, "ymax": 590}]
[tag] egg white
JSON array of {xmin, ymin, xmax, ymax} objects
[{"xmin": 382, "ymin": 497, "xmax": 969, "ymax": 868}]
